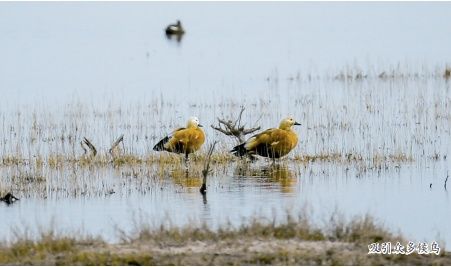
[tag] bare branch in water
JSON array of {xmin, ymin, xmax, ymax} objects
[
  {"xmin": 109, "ymin": 134, "xmax": 124, "ymax": 158},
  {"xmin": 80, "ymin": 141, "xmax": 88, "ymax": 155},
  {"xmin": 242, "ymin": 127, "xmax": 261, "ymax": 135},
  {"xmin": 234, "ymin": 106, "xmax": 245, "ymax": 129},
  {"xmin": 200, "ymin": 141, "xmax": 217, "ymax": 195},
  {"xmin": 82, "ymin": 137, "xmax": 97, "ymax": 157},
  {"xmin": 445, "ymin": 172, "xmax": 449, "ymax": 190},
  {"xmin": 211, "ymin": 106, "xmax": 261, "ymax": 144}
]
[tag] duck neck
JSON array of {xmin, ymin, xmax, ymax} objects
[
  {"xmin": 187, "ymin": 122, "xmax": 197, "ymax": 129},
  {"xmin": 278, "ymin": 123, "xmax": 292, "ymax": 131}
]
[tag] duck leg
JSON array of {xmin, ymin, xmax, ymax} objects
[{"xmin": 183, "ymin": 152, "xmax": 189, "ymax": 170}]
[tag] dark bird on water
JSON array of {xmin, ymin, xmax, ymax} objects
[{"xmin": 165, "ymin": 20, "xmax": 185, "ymax": 35}]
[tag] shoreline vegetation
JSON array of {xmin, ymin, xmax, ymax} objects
[
  {"xmin": 0, "ymin": 150, "xmax": 416, "ymax": 168},
  {"xmin": 0, "ymin": 214, "xmax": 449, "ymax": 265}
]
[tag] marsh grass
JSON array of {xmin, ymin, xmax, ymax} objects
[
  {"xmin": 293, "ymin": 152, "xmax": 413, "ymax": 164},
  {"xmin": 0, "ymin": 151, "xmax": 418, "ymax": 197},
  {"xmin": 332, "ymin": 64, "xmax": 451, "ymax": 81},
  {"xmin": 0, "ymin": 214, "xmax": 448, "ymax": 265},
  {"xmin": 1, "ymin": 70, "xmax": 450, "ymax": 181},
  {"xmin": 0, "ymin": 148, "xmax": 430, "ymax": 198},
  {"xmin": 0, "ymin": 150, "xmax": 418, "ymax": 169},
  {"xmin": 2, "ymin": 69, "xmax": 450, "ymax": 165}
]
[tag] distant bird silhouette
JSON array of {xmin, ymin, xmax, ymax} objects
[
  {"xmin": 165, "ymin": 20, "xmax": 185, "ymax": 35},
  {"xmin": 231, "ymin": 117, "xmax": 301, "ymax": 160},
  {"xmin": 153, "ymin": 117, "xmax": 205, "ymax": 160}
]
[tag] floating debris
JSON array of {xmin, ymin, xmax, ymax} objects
[{"xmin": 0, "ymin": 193, "xmax": 19, "ymax": 205}]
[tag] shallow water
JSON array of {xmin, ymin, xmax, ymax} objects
[
  {"xmin": 1, "ymin": 2, "xmax": 451, "ymax": 246},
  {"xmin": 1, "ymin": 161, "xmax": 450, "ymax": 245}
]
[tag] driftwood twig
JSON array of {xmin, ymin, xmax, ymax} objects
[
  {"xmin": 81, "ymin": 137, "xmax": 97, "ymax": 157},
  {"xmin": 109, "ymin": 134, "xmax": 124, "ymax": 158},
  {"xmin": 445, "ymin": 173, "xmax": 449, "ymax": 191},
  {"xmin": 200, "ymin": 141, "xmax": 218, "ymax": 195},
  {"xmin": 211, "ymin": 106, "xmax": 261, "ymax": 144}
]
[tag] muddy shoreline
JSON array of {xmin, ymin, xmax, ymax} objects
[{"xmin": 1, "ymin": 216, "xmax": 449, "ymax": 265}]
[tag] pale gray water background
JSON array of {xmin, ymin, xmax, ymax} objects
[{"xmin": 1, "ymin": 2, "xmax": 451, "ymax": 245}]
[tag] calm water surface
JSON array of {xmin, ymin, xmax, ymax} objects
[{"xmin": 1, "ymin": 2, "xmax": 451, "ymax": 245}]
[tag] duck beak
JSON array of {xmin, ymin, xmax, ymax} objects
[
  {"xmin": 198, "ymin": 124, "xmax": 204, "ymax": 127},
  {"xmin": 294, "ymin": 122, "xmax": 301, "ymax": 126}
]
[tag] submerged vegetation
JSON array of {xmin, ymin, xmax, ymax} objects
[{"xmin": 0, "ymin": 214, "xmax": 449, "ymax": 265}]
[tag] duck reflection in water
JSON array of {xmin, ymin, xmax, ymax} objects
[
  {"xmin": 170, "ymin": 165, "xmax": 209, "ymax": 205},
  {"xmin": 165, "ymin": 33, "xmax": 184, "ymax": 43},
  {"xmin": 170, "ymin": 166, "xmax": 202, "ymax": 191},
  {"xmin": 234, "ymin": 163, "xmax": 298, "ymax": 193}
]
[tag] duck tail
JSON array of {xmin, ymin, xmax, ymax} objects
[
  {"xmin": 230, "ymin": 143, "xmax": 248, "ymax": 157},
  {"xmin": 153, "ymin": 136, "xmax": 169, "ymax": 151}
]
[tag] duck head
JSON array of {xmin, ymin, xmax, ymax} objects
[
  {"xmin": 187, "ymin": 116, "xmax": 203, "ymax": 128},
  {"xmin": 279, "ymin": 117, "xmax": 301, "ymax": 130}
]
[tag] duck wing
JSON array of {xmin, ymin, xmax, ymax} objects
[
  {"xmin": 153, "ymin": 127, "xmax": 185, "ymax": 152},
  {"xmin": 231, "ymin": 128, "xmax": 276, "ymax": 157},
  {"xmin": 253, "ymin": 129, "xmax": 297, "ymax": 158},
  {"xmin": 244, "ymin": 128, "xmax": 277, "ymax": 150}
]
